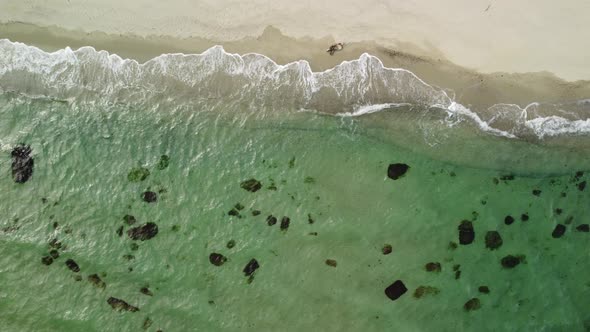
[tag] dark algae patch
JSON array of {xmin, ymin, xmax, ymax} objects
[
  {"xmin": 88, "ymin": 274, "xmax": 106, "ymax": 288},
  {"xmin": 382, "ymin": 244, "xmax": 393, "ymax": 255},
  {"xmin": 578, "ymin": 181, "xmax": 587, "ymax": 191},
  {"xmin": 501, "ymin": 255, "xmax": 522, "ymax": 269},
  {"xmin": 576, "ymin": 224, "xmax": 589, "ymax": 232},
  {"xmin": 387, "ymin": 163, "xmax": 410, "ymax": 180},
  {"xmin": 325, "ymin": 259, "xmax": 337, "ymax": 267},
  {"xmin": 243, "ymin": 259, "xmax": 259, "ymax": 277},
  {"xmin": 504, "ymin": 215, "xmax": 515, "ymax": 225},
  {"xmin": 107, "ymin": 297, "xmax": 139, "ymax": 312},
  {"xmin": 140, "ymin": 287, "xmax": 153, "ymax": 296},
  {"xmin": 266, "ymin": 215, "xmax": 277, "ymax": 226},
  {"xmin": 127, "ymin": 222, "xmax": 158, "ymax": 241},
  {"xmin": 458, "ymin": 220, "xmax": 475, "ymax": 245},
  {"xmin": 11, "ymin": 144, "xmax": 34, "ymax": 183},
  {"xmin": 128, "ymin": 167, "xmax": 150, "ymax": 182},
  {"xmin": 385, "ymin": 280, "xmax": 407, "ymax": 301},
  {"xmin": 123, "ymin": 215, "xmax": 137, "ymax": 225},
  {"xmin": 41, "ymin": 256, "xmax": 53, "ymax": 266},
  {"xmin": 425, "ymin": 262, "xmax": 441, "ymax": 272},
  {"xmin": 413, "ymin": 286, "xmax": 439, "ymax": 298},
  {"xmin": 240, "ymin": 179, "xmax": 262, "ymax": 192},
  {"xmin": 478, "ymin": 286, "xmax": 490, "ymax": 294},
  {"xmin": 280, "ymin": 217, "xmax": 290, "ymax": 231},
  {"xmin": 532, "ymin": 189, "xmax": 542, "ymax": 196},
  {"xmin": 521, "ymin": 213, "xmax": 529, "ymax": 222}
]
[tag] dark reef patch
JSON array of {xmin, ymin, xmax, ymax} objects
[
  {"xmin": 552, "ymin": 224, "xmax": 566, "ymax": 238},
  {"xmin": 243, "ymin": 259, "xmax": 259, "ymax": 277},
  {"xmin": 209, "ymin": 253, "xmax": 227, "ymax": 266},
  {"xmin": 485, "ymin": 231, "xmax": 503, "ymax": 250},
  {"xmin": 280, "ymin": 217, "xmax": 290, "ymax": 231},
  {"xmin": 464, "ymin": 298, "xmax": 481, "ymax": 311},
  {"xmin": 107, "ymin": 297, "xmax": 139, "ymax": 312},
  {"xmin": 387, "ymin": 163, "xmax": 410, "ymax": 180},
  {"xmin": 325, "ymin": 259, "xmax": 337, "ymax": 267},
  {"xmin": 458, "ymin": 220, "xmax": 475, "ymax": 245},
  {"xmin": 576, "ymin": 224, "xmax": 589, "ymax": 232},
  {"xmin": 65, "ymin": 259, "xmax": 80, "ymax": 272},
  {"xmin": 382, "ymin": 244, "xmax": 392, "ymax": 255},
  {"xmin": 425, "ymin": 262, "xmax": 441, "ymax": 272},
  {"xmin": 385, "ymin": 280, "xmax": 407, "ymax": 301},
  {"xmin": 141, "ymin": 191, "xmax": 158, "ymax": 203},
  {"xmin": 241, "ymin": 179, "xmax": 262, "ymax": 192},
  {"xmin": 127, "ymin": 222, "xmax": 159, "ymax": 241},
  {"xmin": 11, "ymin": 144, "xmax": 34, "ymax": 183},
  {"xmin": 128, "ymin": 167, "xmax": 150, "ymax": 182}
]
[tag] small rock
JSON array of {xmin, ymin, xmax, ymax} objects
[
  {"xmin": 464, "ymin": 298, "xmax": 481, "ymax": 311},
  {"xmin": 240, "ymin": 179, "xmax": 262, "ymax": 192},
  {"xmin": 308, "ymin": 214, "xmax": 315, "ymax": 224},
  {"xmin": 555, "ymin": 208, "xmax": 563, "ymax": 215},
  {"xmin": 140, "ymin": 287, "xmax": 153, "ymax": 296},
  {"xmin": 74, "ymin": 275, "xmax": 82, "ymax": 281},
  {"xmin": 228, "ymin": 209, "xmax": 240, "ymax": 217},
  {"xmin": 209, "ymin": 253, "xmax": 227, "ymax": 266},
  {"xmin": 128, "ymin": 167, "xmax": 150, "ymax": 182},
  {"xmin": 88, "ymin": 274, "xmax": 106, "ymax": 288},
  {"xmin": 425, "ymin": 262, "xmax": 441, "ymax": 272},
  {"xmin": 387, "ymin": 163, "xmax": 410, "ymax": 180},
  {"xmin": 130, "ymin": 243, "xmax": 139, "ymax": 251},
  {"xmin": 448, "ymin": 242, "xmax": 458, "ymax": 250},
  {"xmin": 116, "ymin": 226, "xmax": 124, "ymax": 237},
  {"xmin": 309, "ymin": 232, "xmax": 318, "ymax": 236},
  {"xmin": 500, "ymin": 175, "xmax": 514, "ymax": 181},
  {"xmin": 504, "ymin": 215, "xmax": 515, "ymax": 225},
  {"xmin": 127, "ymin": 222, "xmax": 159, "ymax": 241},
  {"xmin": 458, "ymin": 220, "xmax": 475, "ymax": 245},
  {"xmin": 107, "ymin": 297, "xmax": 139, "ymax": 312},
  {"xmin": 123, "ymin": 215, "xmax": 137, "ymax": 225},
  {"xmin": 485, "ymin": 231, "xmax": 503, "ymax": 250},
  {"xmin": 521, "ymin": 213, "xmax": 529, "ymax": 221},
  {"xmin": 243, "ymin": 259, "xmax": 259, "ymax": 277},
  {"xmin": 413, "ymin": 286, "xmax": 439, "ymax": 298},
  {"xmin": 123, "ymin": 254, "xmax": 135, "ymax": 260},
  {"xmin": 266, "ymin": 215, "xmax": 277, "ymax": 226},
  {"xmin": 49, "ymin": 238, "xmax": 62, "ymax": 250},
  {"xmin": 565, "ymin": 216, "xmax": 574, "ymax": 225},
  {"xmin": 41, "ymin": 256, "xmax": 53, "ymax": 266},
  {"xmin": 532, "ymin": 189, "xmax": 541, "ymax": 196},
  {"xmin": 552, "ymin": 224, "xmax": 566, "ymax": 238},
  {"xmin": 325, "ymin": 259, "xmax": 337, "ymax": 267},
  {"xmin": 226, "ymin": 240, "xmax": 236, "ymax": 249},
  {"xmin": 49, "ymin": 250, "xmax": 59, "ymax": 259},
  {"xmin": 251, "ymin": 210, "xmax": 261, "ymax": 216},
  {"xmin": 501, "ymin": 255, "xmax": 521, "ymax": 269},
  {"xmin": 578, "ymin": 181, "xmax": 587, "ymax": 191},
  {"xmin": 382, "ymin": 244, "xmax": 392, "ymax": 255},
  {"xmin": 157, "ymin": 155, "xmax": 170, "ymax": 170},
  {"xmin": 576, "ymin": 224, "xmax": 589, "ymax": 232},
  {"xmin": 143, "ymin": 317, "xmax": 153, "ymax": 330},
  {"xmin": 65, "ymin": 259, "xmax": 80, "ymax": 272},
  {"xmin": 384, "ymin": 280, "xmax": 407, "ymax": 301},
  {"xmin": 280, "ymin": 217, "xmax": 290, "ymax": 231},
  {"xmin": 11, "ymin": 145, "xmax": 34, "ymax": 183},
  {"xmin": 478, "ymin": 286, "xmax": 490, "ymax": 294},
  {"xmin": 234, "ymin": 203, "xmax": 244, "ymax": 211},
  {"xmin": 141, "ymin": 191, "xmax": 157, "ymax": 203}
]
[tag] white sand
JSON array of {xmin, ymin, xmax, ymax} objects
[{"xmin": 1, "ymin": 0, "xmax": 589, "ymax": 81}]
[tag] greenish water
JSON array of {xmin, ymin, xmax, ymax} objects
[{"xmin": 1, "ymin": 93, "xmax": 589, "ymax": 332}]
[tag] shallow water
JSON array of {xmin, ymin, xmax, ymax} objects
[{"xmin": 1, "ymin": 89, "xmax": 589, "ymax": 331}]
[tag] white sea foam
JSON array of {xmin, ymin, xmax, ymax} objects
[{"xmin": 0, "ymin": 39, "xmax": 589, "ymax": 139}]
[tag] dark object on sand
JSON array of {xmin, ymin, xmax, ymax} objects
[
  {"xmin": 142, "ymin": 191, "xmax": 157, "ymax": 203},
  {"xmin": 11, "ymin": 145, "xmax": 34, "ymax": 183},
  {"xmin": 464, "ymin": 298, "xmax": 481, "ymax": 311},
  {"xmin": 65, "ymin": 259, "xmax": 80, "ymax": 272},
  {"xmin": 425, "ymin": 262, "xmax": 441, "ymax": 272},
  {"xmin": 325, "ymin": 259, "xmax": 337, "ymax": 267},
  {"xmin": 485, "ymin": 231, "xmax": 503, "ymax": 250},
  {"xmin": 209, "ymin": 253, "xmax": 227, "ymax": 266},
  {"xmin": 552, "ymin": 224, "xmax": 566, "ymax": 238},
  {"xmin": 501, "ymin": 255, "xmax": 521, "ymax": 269},
  {"xmin": 326, "ymin": 43, "xmax": 344, "ymax": 55},
  {"xmin": 387, "ymin": 163, "xmax": 410, "ymax": 180},
  {"xmin": 107, "ymin": 297, "xmax": 139, "ymax": 312},
  {"xmin": 385, "ymin": 280, "xmax": 407, "ymax": 301},
  {"xmin": 280, "ymin": 217, "xmax": 290, "ymax": 231},
  {"xmin": 127, "ymin": 222, "xmax": 159, "ymax": 241},
  {"xmin": 576, "ymin": 224, "xmax": 589, "ymax": 232},
  {"xmin": 382, "ymin": 244, "xmax": 392, "ymax": 255}
]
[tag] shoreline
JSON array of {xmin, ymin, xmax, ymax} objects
[{"xmin": 1, "ymin": 22, "xmax": 590, "ymax": 113}]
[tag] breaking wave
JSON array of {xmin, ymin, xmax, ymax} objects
[{"xmin": 0, "ymin": 39, "xmax": 589, "ymax": 139}]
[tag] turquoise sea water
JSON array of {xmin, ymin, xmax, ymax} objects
[{"xmin": 1, "ymin": 41, "xmax": 590, "ymax": 331}]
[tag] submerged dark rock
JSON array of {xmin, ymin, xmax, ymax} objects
[
  {"xmin": 209, "ymin": 253, "xmax": 227, "ymax": 266},
  {"xmin": 501, "ymin": 255, "xmax": 521, "ymax": 269},
  {"xmin": 41, "ymin": 256, "xmax": 53, "ymax": 266},
  {"xmin": 243, "ymin": 259, "xmax": 259, "ymax": 277},
  {"xmin": 576, "ymin": 224, "xmax": 589, "ymax": 232},
  {"xmin": 11, "ymin": 145, "xmax": 34, "ymax": 183},
  {"xmin": 107, "ymin": 297, "xmax": 139, "ymax": 312},
  {"xmin": 552, "ymin": 224, "xmax": 566, "ymax": 238},
  {"xmin": 458, "ymin": 220, "xmax": 475, "ymax": 245},
  {"xmin": 240, "ymin": 179, "xmax": 262, "ymax": 192},
  {"xmin": 325, "ymin": 259, "xmax": 337, "ymax": 267},
  {"xmin": 478, "ymin": 286, "xmax": 490, "ymax": 294},
  {"xmin": 251, "ymin": 210, "xmax": 261, "ymax": 216},
  {"xmin": 500, "ymin": 175, "xmax": 515, "ymax": 181},
  {"xmin": 425, "ymin": 262, "xmax": 441, "ymax": 272},
  {"xmin": 385, "ymin": 280, "xmax": 407, "ymax": 301},
  {"xmin": 116, "ymin": 226, "xmax": 124, "ymax": 237},
  {"xmin": 485, "ymin": 231, "xmax": 503, "ymax": 250},
  {"xmin": 266, "ymin": 215, "xmax": 277, "ymax": 226},
  {"xmin": 141, "ymin": 191, "xmax": 158, "ymax": 203},
  {"xmin": 521, "ymin": 213, "xmax": 529, "ymax": 221},
  {"xmin": 504, "ymin": 215, "xmax": 515, "ymax": 225},
  {"xmin": 127, "ymin": 222, "xmax": 158, "ymax": 241},
  {"xmin": 280, "ymin": 217, "xmax": 290, "ymax": 231},
  {"xmin": 140, "ymin": 287, "xmax": 153, "ymax": 296},
  {"xmin": 532, "ymin": 189, "xmax": 542, "ymax": 196},
  {"xmin": 382, "ymin": 244, "xmax": 393, "ymax": 255},
  {"xmin": 226, "ymin": 240, "xmax": 236, "ymax": 249},
  {"xmin": 88, "ymin": 274, "xmax": 106, "ymax": 288},
  {"xmin": 387, "ymin": 163, "xmax": 410, "ymax": 180},
  {"xmin": 578, "ymin": 181, "xmax": 587, "ymax": 191},
  {"xmin": 49, "ymin": 250, "xmax": 59, "ymax": 259},
  {"xmin": 464, "ymin": 298, "xmax": 481, "ymax": 311},
  {"xmin": 65, "ymin": 259, "xmax": 80, "ymax": 272},
  {"xmin": 555, "ymin": 208, "xmax": 563, "ymax": 215}
]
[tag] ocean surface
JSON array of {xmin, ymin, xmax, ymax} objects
[{"xmin": 1, "ymin": 39, "xmax": 590, "ymax": 331}]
